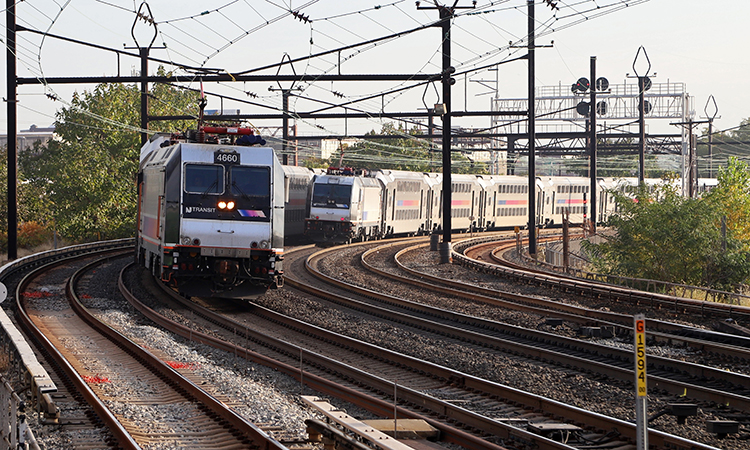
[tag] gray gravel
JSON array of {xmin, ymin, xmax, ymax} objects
[
  {"xmin": 253, "ymin": 243, "xmax": 749, "ymax": 450},
  {"xmin": 10, "ymin": 243, "xmax": 749, "ymax": 450},
  {"xmin": 18, "ymin": 257, "xmax": 330, "ymax": 450}
]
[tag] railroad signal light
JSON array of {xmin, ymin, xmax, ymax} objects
[
  {"xmin": 596, "ymin": 101, "xmax": 607, "ymax": 116},
  {"xmin": 572, "ymin": 77, "xmax": 590, "ymax": 93},
  {"xmin": 640, "ymin": 76, "xmax": 652, "ymax": 92},
  {"xmin": 595, "ymin": 77, "xmax": 609, "ymax": 91},
  {"xmin": 640, "ymin": 100, "xmax": 653, "ymax": 115},
  {"xmin": 576, "ymin": 101, "xmax": 590, "ymax": 116},
  {"xmin": 576, "ymin": 100, "xmax": 608, "ymax": 117}
]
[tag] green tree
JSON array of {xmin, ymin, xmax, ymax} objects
[
  {"xmin": 20, "ymin": 70, "xmax": 198, "ymax": 242},
  {"xmin": 0, "ymin": 142, "xmax": 58, "ymax": 251},
  {"xmin": 585, "ymin": 172, "xmax": 750, "ymax": 292},
  {"xmin": 704, "ymin": 157, "xmax": 750, "ymax": 243},
  {"xmin": 336, "ymin": 122, "xmax": 487, "ymax": 174}
]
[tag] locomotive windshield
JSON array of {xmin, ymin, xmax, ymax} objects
[
  {"xmin": 230, "ymin": 166, "xmax": 271, "ymax": 206},
  {"xmin": 311, "ymin": 183, "xmax": 352, "ymax": 208},
  {"xmin": 185, "ymin": 164, "xmax": 224, "ymax": 194}
]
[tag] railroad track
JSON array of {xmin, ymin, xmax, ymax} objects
[
  {"xmin": 457, "ymin": 234, "xmax": 750, "ymax": 328},
  {"xmin": 370, "ymin": 239, "xmax": 750, "ymax": 380},
  {"xmin": 119, "ymin": 260, "xmax": 516, "ymax": 450},
  {"xmin": 15, "ymin": 248, "xmax": 287, "ymax": 449},
  {"xmin": 335, "ymin": 240, "xmax": 750, "ymax": 413},
  {"xmin": 280, "ymin": 242, "xmax": 719, "ymax": 450},
  {"xmin": 466, "ymin": 238, "xmax": 750, "ymax": 352}
]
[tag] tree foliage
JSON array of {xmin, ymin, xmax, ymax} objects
[
  {"xmin": 19, "ymin": 70, "xmax": 198, "ymax": 242},
  {"xmin": 328, "ymin": 122, "xmax": 488, "ymax": 174},
  {"xmin": 585, "ymin": 162, "xmax": 750, "ymax": 292},
  {"xmin": 697, "ymin": 117, "xmax": 750, "ymax": 171},
  {"xmin": 0, "ymin": 142, "xmax": 59, "ymax": 251}
]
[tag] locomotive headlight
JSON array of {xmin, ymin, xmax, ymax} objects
[
  {"xmin": 181, "ymin": 236, "xmax": 191, "ymax": 245},
  {"xmin": 260, "ymin": 240, "xmax": 270, "ymax": 249},
  {"xmin": 218, "ymin": 200, "xmax": 236, "ymax": 210}
]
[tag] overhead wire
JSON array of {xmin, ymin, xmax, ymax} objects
[{"xmin": 11, "ymin": 0, "xmax": 663, "ymax": 164}]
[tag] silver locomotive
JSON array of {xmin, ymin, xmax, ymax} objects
[{"xmin": 136, "ymin": 131, "xmax": 284, "ymax": 298}]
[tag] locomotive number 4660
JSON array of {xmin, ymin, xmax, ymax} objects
[{"xmin": 215, "ymin": 151, "xmax": 240, "ymax": 164}]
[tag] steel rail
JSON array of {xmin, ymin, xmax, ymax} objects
[
  {"xmin": 284, "ymin": 244, "xmax": 719, "ymax": 450},
  {"xmin": 456, "ymin": 235, "xmax": 750, "ymax": 323},
  {"xmin": 122, "ymin": 262, "xmax": 513, "ymax": 450},
  {"xmin": 384, "ymin": 240, "xmax": 750, "ymax": 363},
  {"xmin": 15, "ymin": 251, "xmax": 140, "ymax": 450},
  {"xmin": 306, "ymin": 244, "xmax": 750, "ymax": 412},
  {"xmin": 452, "ymin": 237, "xmax": 750, "ymax": 357}
]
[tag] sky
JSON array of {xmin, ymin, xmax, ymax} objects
[{"xmin": 1, "ymin": 0, "xmax": 749, "ymax": 145}]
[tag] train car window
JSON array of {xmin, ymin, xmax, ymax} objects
[
  {"xmin": 230, "ymin": 167, "xmax": 271, "ymax": 202},
  {"xmin": 185, "ymin": 164, "xmax": 224, "ymax": 194},
  {"xmin": 311, "ymin": 183, "xmax": 352, "ymax": 208}
]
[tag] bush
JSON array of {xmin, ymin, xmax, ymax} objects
[{"xmin": 17, "ymin": 222, "xmax": 52, "ymax": 249}]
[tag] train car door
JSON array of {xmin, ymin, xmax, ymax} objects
[
  {"xmin": 536, "ymin": 188, "xmax": 545, "ymax": 227},
  {"xmin": 478, "ymin": 190, "xmax": 487, "ymax": 229},
  {"xmin": 382, "ymin": 188, "xmax": 389, "ymax": 231},
  {"xmin": 471, "ymin": 190, "xmax": 477, "ymax": 229},
  {"xmin": 599, "ymin": 189, "xmax": 610, "ymax": 222}
]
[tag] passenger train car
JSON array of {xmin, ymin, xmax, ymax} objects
[
  {"xmin": 298, "ymin": 166, "xmax": 717, "ymax": 245},
  {"xmin": 302, "ymin": 167, "xmax": 605, "ymax": 244},
  {"xmin": 136, "ymin": 131, "xmax": 285, "ymax": 298},
  {"xmin": 137, "ymin": 128, "xmax": 716, "ymax": 297},
  {"xmin": 282, "ymin": 165, "xmax": 315, "ymax": 240}
]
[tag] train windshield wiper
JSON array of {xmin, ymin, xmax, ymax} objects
[
  {"xmin": 201, "ymin": 180, "xmax": 218, "ymax": 197},
  {"xmin": 231, "ymin": 181, "xmax": 252, "ymax": 201}
]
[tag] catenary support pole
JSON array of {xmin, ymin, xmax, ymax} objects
[
  {"xmin": 6, "ymin": 0, "xmax": 18, "ymax": 260},
  {"xmin": 589, "ymin": 56, "xmax": 597, "ymax": 232},
  {"xmin": 440, "ymin": 5, "xmax": 453, "ymax": 263},
  {"xmin": 638, "ymin": 76, "xmax": 646, "ymax": 184},
  {"xmin": 140, "ymin": 47, "xmax": 149, "ymax": 147},
  {"xmin": 527, "ymin": 0, "xmax": 537, "ymax": 257}
]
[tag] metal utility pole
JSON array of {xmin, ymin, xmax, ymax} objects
[
  {"xmin": 703, "ymin": 95, "xmax": 719, "ymax": 178},
  {"xmin": 126, "ymin": 3, "xmax": 160, "ymax": 147},
  {"xmin": 139, "ymin": 47, "xmax": 150, "ymax": 146},
  {"xmin": 6, "ymin": 0, "xmax": 17, "ymax": 259},
  {"xmin": 525, "ymin": 0, "xmax": 555, "ymax": 254},
  {"xmin": 632, "ymin": 46, "xmax": 651, "ymax": 184},
  {"xmin": 418, "ymin": 1, "xmax": 475, "ymax": 264},
  {"xmin": 671, "ymin": 117, "xmax": 709, "ymax": 198},
  {"xmin": 527, "ymin": 0, "xmax": 537, "ymax": 257},
  {"xmin": 589, "ymin": 56, "xmax": 597, "ymax": 233},
  {"xmin": 440, "ymin": 5, "xmax": 453, "ymax": 264},
  {"xmin": 638, "ymin": 76, "xmax": 646, "ymax": 183},
  {"xmin": 269, "ymin": 87, "xmax": 302, "ymax": 165},
  {"xmin": 283, "ymin": 91, "xmax": 290, "ymax": 165},
  {"xmin": 269, "ymin": 54, "xmax": 303, "ymax": 165}
]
